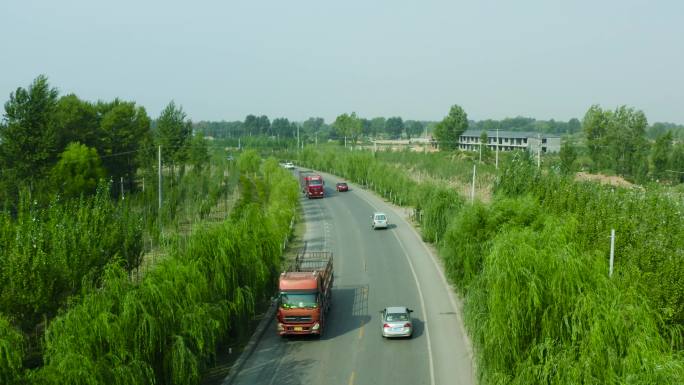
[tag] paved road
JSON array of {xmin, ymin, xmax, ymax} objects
[{"xmin": 231, "ymin": 171, "xmax": 475, "ymax": 385}]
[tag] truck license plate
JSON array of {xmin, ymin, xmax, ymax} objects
[{"xmin": 294, "ymin": 327, "xmax": 303, "ymax": 331}]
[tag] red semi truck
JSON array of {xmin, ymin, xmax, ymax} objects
[
  {"xmin": 277, "ymin": 251, "xmax": 333, "ymax": 336},
  {"xmin": 298, "ymin": 170, "xmax": 325, "ymax": 198}
]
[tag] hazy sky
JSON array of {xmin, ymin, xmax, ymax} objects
[{"xmin": 1, "ymin": 0, "xmax": 682, "ymax": 124}]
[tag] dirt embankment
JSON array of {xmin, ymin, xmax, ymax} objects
[{"xmin": 574, "ymin": 172, "xmax": 634, "ymax": 188}]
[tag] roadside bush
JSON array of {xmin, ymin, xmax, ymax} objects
[
  {"xmin": 31, "ymin": 157, "xmax": 298, "ymax": 385},
  {"xmin": 466, "ymin": 214, "xmax": 684, "ymax": 384},
  {"xmin": 0, "ymin": 185, "xmax": 143, "ymax": 332},
  {"xmin": 0, "ymin": 315, "xmax": 24, "ymax": 384}
]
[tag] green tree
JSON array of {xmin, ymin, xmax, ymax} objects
[
  {"xmin": 434, "ymin": 104, "xmax": 468, "ymax": 150},
  {"xmin": 333, "ymin": 112, "xmax": 362, "ymax": 144},
  {"xmin": 360, "ymin": 118, "xmax": 372, "ymax": 137},
  {"xmin": 651, "ymin": 131, "xmax": 673, "ymax": 180},
  {"xmin": 370, "ymin": 117, "xmax": 386, "ymax": 138},
  {"xmin": 559, "ymin": 139, "xmax": 578, "ymax": 175},
  {"xmin": 670, "ymin": 144, "xmax": 684, "ymax": 184},
  {"xmin": 156, "ymin": 101, "xmax": 192, "ymax": 167},
  {"xmin": 96, "ymin": 99, "xmax": 151, "ymax": 183},
  {"xmin": 187, "ymin": 133, "xmax": 210, "ymax": 171},
  {"xmin": 302, "ymin": 117, "xmax": 326, "ymax": 143},
  {"xmin": 582, "ymin": 105, "xmax": 611, "ymax": 171},
  {"xmin": 50, "ymin": 142, "xmax": 106, "ymax": 198},
  {"xmin": 479, "ymin": 131, "xmax": 492, "ymax": 160},
  {"xmin": 406, "ymin": 120, "xmax": 424, "ymax": 139},
  {"xmin": 385, "ymin": 117, "xmax": 404, "ymax": 139},
  {"xmin": 271, "ymin": 118, "xmax": 292, "ymax": 138},
  {"xmin": 567, "ymin": 118, "xmax": 581, "ymax": 134},
  {"xmin": 244, "ymin": 114, "xmax": 257, "ymax": 136},
  {"xmin": 0, "ymin": 75, "xmax": 59, "ymax": 187},
  {"xmin": 54, "ymin": 94, "xmax": 99, "ymax": 151},
  {"xmin": 256, "ymin": 115, "xmax": 270, "ymax": 136},
  {"xmin": 237, "ymin": 149, "xmax": 261, "ymax": 174},
  {"xmin": 606, "ymin": 106, "xmax": 648, "ymax": 178}
]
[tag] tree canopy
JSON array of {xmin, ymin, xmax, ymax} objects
[{"xmin": 434, "ymin": 104, "xmax": 468, "ymax": 150}]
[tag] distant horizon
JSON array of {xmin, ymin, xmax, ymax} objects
[{"xmin": 4, "ymin": 74, "xmax": 684, "ymax": 127}]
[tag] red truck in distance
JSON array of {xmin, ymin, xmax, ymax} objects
[
  {"xmin": 298, "ymin": 170, "xmax": 325, "ymax": 199},
  {"xmin": 277, "ymin": 251, "xmax": 333, "ymax": 336}
]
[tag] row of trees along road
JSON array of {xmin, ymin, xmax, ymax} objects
[
  {"xmin": 0, "ymin": 75, "xmax": 209, "ymax": 204},
  {"xmin": 194, "ymin": 115, "xmax": 430, "ymax": 142},
  {"xmin": 580, "ymin": 104, "xmax": 684, "ymax": 183}
]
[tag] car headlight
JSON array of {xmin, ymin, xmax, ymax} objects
[{"xmin": 312, "ymin": 322, "xmax": 320, "ymax": 330}]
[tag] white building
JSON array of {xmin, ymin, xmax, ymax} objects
[{"xmin": 458, "ymin": 130, "xmax": 561, "ymax": 154}]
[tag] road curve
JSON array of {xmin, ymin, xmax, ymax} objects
[{"xmin": 230, "ymin": 170, "xmax": 475, "ymax": 385}]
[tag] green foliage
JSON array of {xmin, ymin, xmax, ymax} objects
[
  {"xmin": 333, "ymin": 112, "xmax": 362, "ymax": 144},
  {"xmin": 0, "ymin": 75, "xmax": 59, "ymax": 196},
  {"xmin": 31, "ymin": 158, "xmax": 298, "ymax": 385},
  {"xmin": 651, "ymin": 132, "xmax": 673, "ymax": 180},
  {"xmin": 385, "ymin": 116, "xmax": 404, "ymax": 139},
  {"xmin": 50, "ymin": 142, "xmax": 106, "ymax": 198},
  {"xmin": 53, "ymin": 94, "xmax": 99, "ymax": 150},
  {"xmin": 97, "ymin": 100, "xmax": 152, "ymax": 182},
  {"xmin": 559, "ymin": 139, "xmax": 577, "ymax": 174},
  {"xmin": 671, "ymin": 144, "xmax": 684, "ymax": 183},
  {"xmin": 495, "ymin": 150, "xmax": 539, "ymax": 196},
  {"xmin": 0, "ymin": 184, "xmax": 143, "ymax": 332},
  {"xmin": 434, "ymin": 104, "xmax": 468, "ymax": 150},
  {"xmin": 187, "ymin": 133, "xmax": 210, "ymax": 171},
  {"xmin": 156, "ymin": 101, "xmax": 192, "ymax": 166},
  {"xmin": 0, "ymin": 315, "xmax": 24, "ymax": 384},
  {"xmin": 296, "ymin": 145, "xmax": 684, "ymax": 384},
  {"xmin": 471, "ymin": 116, "xmax": 582, "ymax": 135},
  {"xmin": 237, "ymin": 149, "xmax": 261, "ymax": 175},
  {"xmin": 464, "ymin": 214, "xmax": 683, "ymax": 384},
  {"xmin": 582, "ymin": 105, "xmax": 650, "ymax": 181}
]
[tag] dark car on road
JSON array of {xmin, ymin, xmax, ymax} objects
[{"xmin": 336, "ymin": 182, "xmax": 349, "ymax": 192}]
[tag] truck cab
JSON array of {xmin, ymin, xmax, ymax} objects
[
  {"xmin": 277, "ymin": 251, "xmax": 333, "ymax": 336},
  {"xmin": 305, "ymin": 176, "xmax": 325, "ymax": 198}
]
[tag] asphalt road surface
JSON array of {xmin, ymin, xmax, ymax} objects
[{"xmin": 231, "ymin": 170, "xmax": 475, "ymax": 385}]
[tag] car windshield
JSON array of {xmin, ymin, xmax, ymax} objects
[
  {"xmin": 280, "ymin": 292, "xmax": 318, "ymax": 309},
  {"xmin": 375, "ymin": 215, "xmax": 386, "ymax": 221},
  {"xmin": 385, "ymin": 312, "xmax": 409, "ymax": 322},
  {"xmin": 309, "ymin": 180, "xmax": 323, "ymax": 186},
  {"xmin": 338, "ymin": 183, "xmax": 346, "ymax": 186}
]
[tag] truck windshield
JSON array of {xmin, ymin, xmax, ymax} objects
[
  {"xmin": 280, "ymin": 292, "xmax": 318, "ymax": 309},
  {"xmin": 308, "ymin": 180, "xmax": 323, "ymax": 186}
]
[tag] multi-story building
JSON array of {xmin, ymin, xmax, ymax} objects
[{"xmin": 458, "ymin": 130, "xmax": 561, "ymax": 153}]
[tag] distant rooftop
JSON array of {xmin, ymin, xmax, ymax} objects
[{"xmin": 460, "ymin": 130, "xmax": 560, "ymax": 139}]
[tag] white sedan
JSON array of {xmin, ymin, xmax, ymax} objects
[{"xmin": 372, "ymin": 212, "xmax": 388, "ymax": 229}]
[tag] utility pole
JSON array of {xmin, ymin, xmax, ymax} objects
[
  {"xmin": 609, "ymin": 229, "xmax": 615, "ymax": 277},
  {"xmin": 120, "ymin": 177, "xmax": 124, "ymax": 200},
  {"xmin": 158, "ymin": 146, "xmax": 162, "ymax": 210},
  {"xmin": 479, "ymin": 142, "xmax": 482, "ymax": 163},
  {"xmin": 315, "ymin": 131, "xmax": 318, "ymax": 146},
  {"xmin": 495, "ymin": 128, "xmax": 499, "ymax": 170},
  {"xmin": 537, "ymin": 133, "xmax": 541, "ymax": 168},
  {"xmin": 471, "ymin": 164, "xmax": 476, "ymax": 203},
  {"xmin": 344, "ymin": 136, "xmax": 347, "ymax": 149}
]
